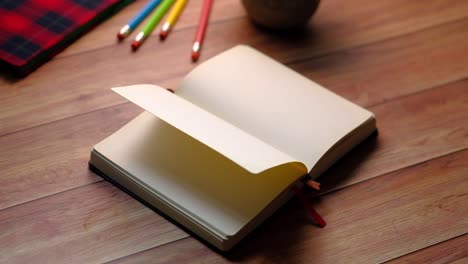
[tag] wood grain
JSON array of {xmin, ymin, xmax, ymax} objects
[
  {"xmin": 1, "ymin": 1, "xmax": 467, "ymax": 262},
  {"xmin": 0, "ymin": 120, "xmax": 468, "ymax": 263},
  {"xmin": 109, "ymin": 237, "xmax": 217, "ymax": 264},
  {"xmin": 385, "ymin": 234, "xmax": 468, "ymax": 264},
  {"xmin": 450, "ymin": 258, "xmax": 468, "ymax": 264},
  {"xmin": 0, "ymin": 78, "xmax": 466, "ymax": 263},
  {"xmin": 2, "ymin": 1, "xmax": 468, "ymax": 137},
  {"xmin": 0, "ymin": 104, "xmax": 141, "ymax": 210},
  {"xmin": 291, "ymin": 19, "xmax": 468, "ymax": 107},
  {"xmin": 58, "ymin": 0, "xmax": 468, "ymax": 59},
  {"xmin": 109, "ymin": 150, "xmax": 468, "ymax": 264},
  {"xmin": 1, "ymin": 71, "xmax": 466, "ymax": 215},
  {"xmin": 0, "ymin": 181, "xmax": 187, "ymax": 264},
  {"xmin": 57, "ymin": 0, "xmax": 246, "ymax": 57},
  {"xmin": 318, "ymin": 78, "xmax": 468, "ymax": 193}
]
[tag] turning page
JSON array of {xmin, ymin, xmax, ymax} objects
[
  {"xmin": 112, "ymin": 85, "xmax": 306, "ymax": 174},
  {"xmin": 96, "ymin": 82, "xmax": 313, "ymax": 236}
]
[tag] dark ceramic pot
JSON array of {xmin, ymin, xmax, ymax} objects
[{"xmin": 242, "ymin": 0, "xmax": 320, "ymax": 29}]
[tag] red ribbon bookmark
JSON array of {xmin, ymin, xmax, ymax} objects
[{"xmin": 291, "ymin": 185, "xmax": 327, "ymax": 228}]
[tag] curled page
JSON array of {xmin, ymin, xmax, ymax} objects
[{"xmin": 112, "ymin": 84, "xmax": 307, "ymax": 175}]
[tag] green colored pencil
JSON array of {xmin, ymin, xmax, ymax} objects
[{"xmin": 131, "ymin": 0, "xmax": 175, "ymax": 50}]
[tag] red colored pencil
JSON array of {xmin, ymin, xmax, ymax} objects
[{"xmin": 191, "ymin": 0, "xmax": 213, "ymax": 62}]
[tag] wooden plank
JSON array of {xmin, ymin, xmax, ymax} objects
[
  {"xmin": 385, "ymin": 234, "xmax": 468, "ymax": 264},
  {"xmin": 451, "ymin": 258, "xmax": 468, "ymax": 264},
  {"xmin": 109, "ymin": 150, "xmax": 468, "ymax": 264},
  {"xmin": 1, "ymin": 70, "xmax": 466, "ymax": 215},
  {"xmin": 108, "ymin": 238, "xmax": 219, "ymax": 264},
  {"xmin": 2, "ymin": 122, "xmax": 466, "ymax": 264},
  {"xmin": 57, "ymin": 0, "xmax": 246, "ymax": 57},
  {"xmin": 59, "ymin": 0, "xmax": 468, "ymax": 58},
  {"xmin": 0, "ymin": 80, "xmax": 466, "ymax": 262},
  {"xmin": 0, "ymin": 181, "xmax": 187, "ymax": 264},
  {"xmin": 1, "ymin": 2, "xmax": 468, "ymax": 137},
  {"xmin": 1, "ymin": 2, "xmax": 466, "ymax": 263},
  {"xmin": 0, "ymin": 104, "xmax": 141, "ymax": 210},
  {"xmin": 318, "ymin": 78, "xmax": 468, "ymax": 192},
  {"xmin": 291, "ymin": 20, "xmax": 468, "ymax": 107},
  {"xmin": 248, "ymin": 0, "xmax": 468, "ymax": 64}
]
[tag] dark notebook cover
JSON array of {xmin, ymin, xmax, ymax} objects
[{"xmin": 0, "ymin": 0, "xmax": 132, "ymax": 76}]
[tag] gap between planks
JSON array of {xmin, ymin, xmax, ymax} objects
[
  {"xmin": 1, "ymin": 71, "xmax": 467, "ymax": 212},
  {"xmin": 382, "ymin": 233, "xmax": 468, "ymax": 264},
  {"xmin": 1, "ymin": 79, "xmax": 465, "ymax": 262},
  {"xmin": 105, "ymin": 149, "xmax": 468, "ymax": 263},
  {"xmin": 2, "ymin": 1, "xmax": 468, "ymax": 138},
  {"xmin": 2, "ymin": 15, "xmax": 468, "ymax": 139}
]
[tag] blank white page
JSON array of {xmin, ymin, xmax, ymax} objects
[{"xmin": 177, "ymin": 45, "xmax": 373, "ymax": 171}]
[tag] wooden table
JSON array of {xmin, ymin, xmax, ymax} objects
[{"xmin": 1, "ymin": 0, "xmax": 467, "ymax": 263}]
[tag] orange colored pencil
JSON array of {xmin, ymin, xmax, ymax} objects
[{"xmin": 191, "ymin": 0, "xmax": 212, "ymax": 62}]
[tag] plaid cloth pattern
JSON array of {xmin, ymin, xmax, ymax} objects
[{"xmin": 0, "ymin": 0, "xmax": 131, "ymax": 76}]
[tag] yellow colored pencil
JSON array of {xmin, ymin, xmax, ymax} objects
[{"xmin": 159, "ymin": 0, "xmax": 188, "ymax": 39}]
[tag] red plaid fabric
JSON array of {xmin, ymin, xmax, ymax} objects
[{"xmin": 0, "ymin": 0, "xmax": 131, "ymax": 76}]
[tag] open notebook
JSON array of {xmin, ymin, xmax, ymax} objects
[{"xmin": 89, "ymin": 45, "xmax": 376, "ymax": 251}]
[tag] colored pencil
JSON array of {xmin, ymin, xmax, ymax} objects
[
  {"xmin": 117, "ymin": 0, "xmax": 162, "ymax": 40},
  {"xmin": 191, "ymin": 0, "xmax": 212, "ymax": 62},
  {"xmin": 159, "ymin": 0, "xmax": 188, "ymax": 40},
  {"xmin": 131, "ymin": 0, "xmax": 175, "ymax": 50}
]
